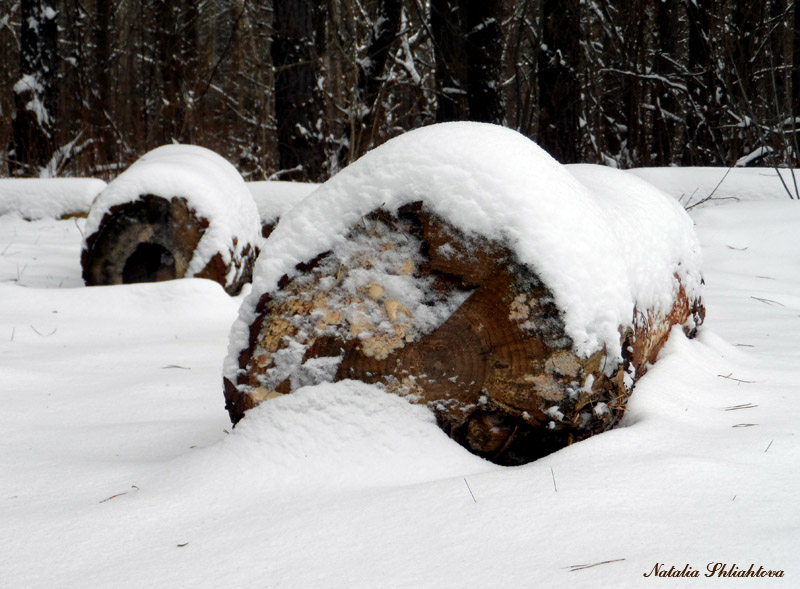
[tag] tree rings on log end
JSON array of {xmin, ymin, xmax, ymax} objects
[{"xmin": 223, "ymin": 205, "xmax": 707, "ymax": 465}]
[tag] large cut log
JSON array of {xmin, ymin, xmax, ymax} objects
[
  {"xmin": 81, "ymin": 145, "xmax": 261, "ymax": 295},
  {"xmin": 223, "ymin": 123, "xmax": 705, "ymax": 465}
]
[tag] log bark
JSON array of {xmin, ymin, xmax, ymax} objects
[
  {"xmin": 81, "ymin": 194, "xmax": 256, "ymax": 295},
  {"xmin": 224, "ymin": 203, "xmax": 704, "ymax": 465}
]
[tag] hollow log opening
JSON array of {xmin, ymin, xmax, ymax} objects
[
  {"xmin": 82, "ymin": 194, "xmax": 204, "ymax": 287},
  {"xmin": 224, "ymin": 203, "xmax": 704, "ymax": 466},
  {"xmin": 122, "ymin": 242, "xmax": 176, "ymax": 284}
]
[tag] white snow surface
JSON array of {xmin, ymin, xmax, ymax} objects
[
  {"xmin": 229, "ymin": 123, "xmax": 700, "ymax": 380},
  {"xmin": 246, "ymin": 180, "xmax": 319, "ymax": 225},
  {"xmin": 0, "ymin": 177, "xmax": 105, "ymax": 219},
  {"xmin": 628, "ymin": 166, "xmax": 800, "ymax": 207},
  {"xmin": 1, "ymin": 173, "xmax": 798, "ymax": 587},
  {"xmin": 82, "ymin": 144, "xmax": 261, "ymax": 279}
]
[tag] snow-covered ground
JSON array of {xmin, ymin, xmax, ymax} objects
[{"xmin": 1, "ymin": 169, "xmax": 798, "ymax": 587}]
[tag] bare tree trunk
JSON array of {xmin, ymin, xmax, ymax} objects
[
  {"xmin": 653, "ymin": 0, "xmax": 679, "ymax": 164},
  {"xmin": 93, "ymin": 0, "xmax": 115, "ymax": 165},
  {"xmin": 271, "ymin": 0, "xmax": 325, "ymax": 181},
  {"xmin": 431, "ymin": 0, "xmax": 469, "ymax": 122},
  {"xmin": 466, "ymin": 1, "xmax": 505, "ymax": 123},
  {"xmin": 537, "ymin": 0, "xmax": 582, "ymax": 162},
  {"xmin": 153, "ymin": 0, "xmax": 199, "ymax": 145},
  {"xmin": 683, "ymin": 0, "xmax": 717, "ymax": 164},
  {"xmin": 9, "ymin": 0, "xmax": 58, "ymax": 176},
  {"xmin": 353, "ymin": 0, "xmax": 402, "ymax": 156}
]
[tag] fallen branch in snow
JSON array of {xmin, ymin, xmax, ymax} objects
[
  {"xmin": 717, "ymin": 373, "xmax": 755, "ymax": 384},
  {"xmin": 463, "ymin": 478, "xmax": 476, "ymax": 503},
  {"xmin": 29, "ymin": 325, "xmax": 56, "ymax": 337},
  {"xmin": 732, "ymin": 423, "xmax": 758, "ymax": 428},
  {"xmin": 765, "ymin": 440, "xmax": 774, "ymax": 453},
  {"xmin": 750, "ymin": 296, "xmax": 785, "ymax": 307},
  {"xmin": 550, "ymin": 467, "xmax": 558, "ymax": 493},
  {"xmin": 99, "ymin": 485, "xmax": 139, "ymax": 504},
  {"xmin": 723, "ymin": 403, "xmax": 758, "ymax": 410},
  {"xmin": 99, "ymin": 492, "xmax": 127, "ymax": 503},
  {"xmin": 565, "ymin": 558, "xmax": 626, "ymax": 572},
  {"xmin": 73, "ymin": 217, "xmax": 84, "ymax": 238},
  {"xmin": 161, "ymin": 365, "xmax": 190, "ymax": 370},
  {"xmin": 726, "ymin": 245, "xmax": 748, "ymax": 251},
  {"xmin": 685, "ymin": 166, "xmax": 736, "ymax": 210},
  {"xmin": 685, "ymin": 195, "xmax": 740, "ymax": 210}
]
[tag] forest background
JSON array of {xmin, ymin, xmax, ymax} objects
[{"xmin": 2, "ymin": 0, "xmax": 799, "ymax": 182}]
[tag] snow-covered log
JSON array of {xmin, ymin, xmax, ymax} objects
[
  {"xmin": 81, "ymin": 145, "xmax": 261, "ymax": 295},
  {"xmin": 246, "ymin": 180, "xmax": 319, "ymax": 238},
  {"xmin": 0, "ymin": 178, "xmax": 106, "ymax": 219},
  {"xmin": 223, "ymin": 123, "xmax": 705, "ymax": 465}
]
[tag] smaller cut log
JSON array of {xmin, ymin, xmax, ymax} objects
[{"xmin": 81, "ymin": 145, "xmax": 261, "ymax": 295}]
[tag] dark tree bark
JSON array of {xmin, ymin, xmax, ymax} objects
[
  {"xmin": 153, "ymin": 0, "xmax": 200, "ymax": 145},
  {"xmin": 726, "ymin": 1, "xmax": 762, "ymax": 162},
  {"xmin": 793, "ymin": 2, "xmax": 800, "ymax": 126},
  {"xmin": 271, "ymin": 0, "xmax": 325, "ymax": 181},
  {"xmin": 683, "ymin": 0, "xmax": 718, "ymax": 164},
  {"xmin": 431, "ymin": 0, "xmax": 469, "ymax": 122},
  {"xmin": 357, "ymin": 0, "xmax": 402, "ymax": 111},
  {"xmin": 9, "ymin": 0, "xmax": 58, "ymax": 176},
  {"xmin": 466, "ymin": 1, "xmax": 505, "ymax": 123},
  {"xmin": 353, "ymin": 0, "xmax": 403, "ymax": 155},
  {"xmin": 93, "ymin": 0, "xmax": 115, "ymax": 164},
  {"xmin": 652, "ymin": 0, "xmax": 679, "ymax": 164},
  {"xmin": 537, "ymin": 0, "xmax": 581, "ymax": 163},
  {"xmin": 432, "ymin": 0, "xmax": 505, "ymax": 125}
]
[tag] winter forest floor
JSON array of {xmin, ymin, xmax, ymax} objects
[{"xmin": 1, "ymin": 169, "xmax": 799, "ymax": 587}]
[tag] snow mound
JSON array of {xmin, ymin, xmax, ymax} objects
[
  {"xmin": 0, "ymin": 178, "xmax": 106, "ymax": 219},
  {"xmin": 83, "ymin": 144, "xmax": 261, "ymax": 279},
  {"xmin": 246, "ymin": 180, "xmax": 319, "ymax": 227},
  {"xmin": 222, "ymin": 380, "xmax": 492, "ymax": 489},
  {"xmin": 228, "ymin": 122, "xmax": 701, "ymax": 379}
]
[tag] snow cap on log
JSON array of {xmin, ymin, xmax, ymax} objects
[
  {"xmin": 224, "ymin": 122, "xmax": 704, "ymax": 464},
  {"xmin": 81, "ymin": 144, "xmax": 261, "ymax": 295},
  {"xmin": 567, "ymin": 163, "xmax": 704, "ymax": 315}
]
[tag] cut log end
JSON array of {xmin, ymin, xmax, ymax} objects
[
  {"xmin": 225, "ymin": 204, "xmax": 704, "ymax": 465},
  {"xmin": 82, "ymin": 194, "xmax": 256, "ymax": 295}
]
